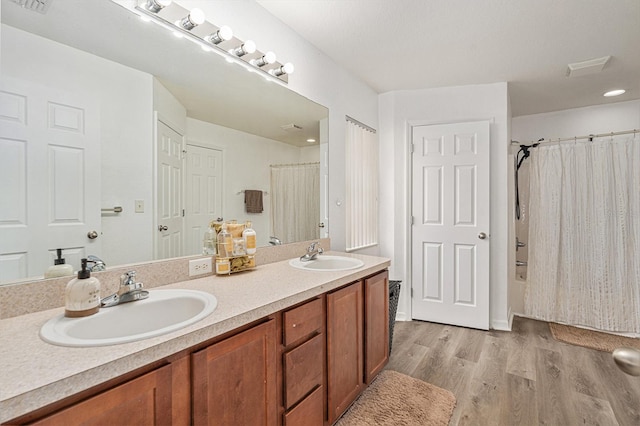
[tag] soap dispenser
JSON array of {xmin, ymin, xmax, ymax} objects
[
  {"xmin": 243, "ymin": 221, "xmax": 257, "ymax": 255},
  {"xmin": 44, "ymin": 248, "xmax": 74, "ymax": 278},
  {"xmin": 64, "ymin": 258, "xmax": 101, "ymax": 318}
]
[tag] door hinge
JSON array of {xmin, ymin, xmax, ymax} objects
[
  {"xmin": 411, "ymin": 216, "xmax": 415, "ymax": 225},
  {"xmin": 410, "ymin": 143, "xmax": 415, "ymax": 154},
  {"xmin": 411, "ymin": 287, "xmax": 413, "ymax": 298},
  {"xmin": 182, "ymin": 209, "xmax": 185, "ymax": 217}
]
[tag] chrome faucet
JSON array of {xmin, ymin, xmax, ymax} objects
[
  {"xmin": 300, "ymin": 241, "xmax": 323, "ymax": 262},
  {"xmin": 269, "ymin": 236, "xmax": 283, "ymax": 246},
  {"xmin": 101, "ymin": 271, "xmax": 149, "ymax": 308},
  {"xmin": 87, "ymin": 255, "xmax": 106, "ymax": 272}
]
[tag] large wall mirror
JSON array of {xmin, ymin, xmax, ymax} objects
[{"xmin": 0, "ymin": 0, "xmax": 329, "ymax": 284}]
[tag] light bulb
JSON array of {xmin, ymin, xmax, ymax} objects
[
  {"xmin": 178, "ymin": 8, "xmax": 205, "ymax": 30},
  {"xmin": 271, "ymin": 62, "xmax": 294, "ymax": 77},
  {"xmin": 253, "ymin": 51, "xmax": 277, "ymax": 67},
  {"xmin": 230, "ymin": 40, "xmax": 256, "ymax": 57},
  {"xmin": 146, "ymin": 0, "xmax": 171, "ymax": 13},
  {"xmin": 208, "ymin": 26, "xmax": 233, "ymax": 44}
]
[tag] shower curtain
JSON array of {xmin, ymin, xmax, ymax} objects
[
  {"xmin": 524, "ymin": 134, "xmax": 640, "ymax": 333},
  {"xmin": 270, "ymin": 162, "xmax": 320, "ymax": 244}
]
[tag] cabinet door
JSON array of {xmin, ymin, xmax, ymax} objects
[
  {"xmin": 364, "ymin": 270, "xmax": 389, "ymax": 384},
  {"xmin": 31, "ymin": 364, "xmax": 173, "ymax": 426},
  {"xmin": 192, "ymin": 320, "xmax": 277, "ymax": 426},
  {"xmin": 326, "ymin": 281, "xmax": 363, "ymax": 424}
]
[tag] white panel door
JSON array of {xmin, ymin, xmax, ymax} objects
[
  {"xmin": 156, "ymin": 120, "xmax": 184, "ymax": 260},
  {"xmin": 319, "ymin": 117, "xmax": 329, "ymax": 238},
  {"xmin": 0, "ymin": 77, "xmax": 100, "ymax": 281},
  {"xmin": 411, "ymin": 121, "xmax": 490, "ymax": 329},
  {"xmin": 185, "ymin": 144, "xmax": 223, "ymax": 255}
]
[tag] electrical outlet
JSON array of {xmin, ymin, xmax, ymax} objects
[{"xmin": 189, "ymin": 258, "xmax": 212, "ymax": 276}]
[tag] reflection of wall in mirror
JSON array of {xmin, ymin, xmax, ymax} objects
[
  {"xmin": 2, "ymin": 24, "xmax": 154, "ymax": 274},
  {"xmin": 186, "ymin": 118, "xmax": 319, "ymax": 247}
]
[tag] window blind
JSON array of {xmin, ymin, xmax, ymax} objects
[{"xmin": 345, "ymin": 117, "xmax": 378, "ymax": 251}]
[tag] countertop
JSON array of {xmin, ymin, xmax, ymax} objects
[{"xmin": 0, "ymin": 251, "xmax": 390, "ymax": 423}]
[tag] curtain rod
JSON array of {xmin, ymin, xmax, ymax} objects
[
  {"xmin": 512, "ymin": 129, "xmax": 639, "ymax": 146},
  {"xmin": 346, "ymin": 115, "xmax": 377, "ymax": 134},
  {"xmin": 270, "ymin": 161, "xmax": 320, "ymax": 168}
]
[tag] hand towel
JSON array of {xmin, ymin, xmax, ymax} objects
[{"xmin": 244, "ymin": 190, "xmax": 263, "ymax": 213}]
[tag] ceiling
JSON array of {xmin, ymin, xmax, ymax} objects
[{"xmin": 257, "ymin": 0, "xmax": 640, "ymax": 117}]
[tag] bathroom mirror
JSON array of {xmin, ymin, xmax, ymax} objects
[{"xmin": 0, "ymin": 0, "xmax": 328, "ymax": 284}]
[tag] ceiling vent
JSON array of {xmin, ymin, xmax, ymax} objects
[
  {"xmin": 566, "ymin": 56, "xmax": 611, "ymax": 77},
  {"xmin": 280, "ymin": 123, "xmax": 303, "ymax": 132},
  {"xmin": 11, "ymin": 0, "xmax": 53, "ymax": 13}
]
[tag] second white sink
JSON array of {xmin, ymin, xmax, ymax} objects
[
  {"xmin": 40, "ymin": 289, "xmax": 217, "ymax": 347},
  {"xmin": 289, "ymin": 255, "xmax": 364, "ymax": 272}
]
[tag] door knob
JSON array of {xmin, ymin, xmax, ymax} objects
[
  {"xmin": 87, "ymin": 230, "xmax": 99, "ymax": 239},
  {"xmin": 478, "ymin": 232, "xmax": 487, "ymax": 240},
  {"xmin": 158, "ymin": 225, "xmax": 168, "ymax": 231},
  {"xmin": 318, "ymin": 222, "xmax": 325, "ymax": 228}
]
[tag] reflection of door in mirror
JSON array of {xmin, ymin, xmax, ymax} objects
[
  {"xmin": 0, "ymin": 77, "xmax": 101, "ymax": 280},
  {"xmin": 156, "ymin": 119, "xmax": 184, "ymax": 259},
  {"xmin": 185, "ymin": 144, "xmax": 223, "ymax": 255}
]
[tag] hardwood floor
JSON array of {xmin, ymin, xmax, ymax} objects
[{"xmin": 386, "ymin": 316, "xmax": 640, "ymax": 425}]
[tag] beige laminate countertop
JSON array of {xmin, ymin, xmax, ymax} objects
[{"xmin": 0, "ymin": 252, "xmax": 390, "ymax": 423}]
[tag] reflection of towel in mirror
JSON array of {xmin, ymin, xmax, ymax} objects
[{"xmin": 244, "ymin": 190, "xmax": 263, "ymax": 213}]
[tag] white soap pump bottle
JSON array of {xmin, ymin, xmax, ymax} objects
[
  {"xmin": 243, "ymin": 221, "xmax": 257, "ymax": 255},
  {"xmin": 44, "ymin": 248, "xmax": 74, "ymax": 278},
  {"xmin": 64, "ymin": 258, "xmax": 101, "ymax": 318}
]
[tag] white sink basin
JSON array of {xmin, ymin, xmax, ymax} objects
[
  {"xmin": 40, "ymin": 289, "xmax": 217, "ymax": 347},
  {"xmin": 289, "ymin": 255, "xmax": 364, "ymax": 272}
]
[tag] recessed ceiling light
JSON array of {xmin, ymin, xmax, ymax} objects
[
  {"xmin": 604, "ymin": 89, "xmax": 626, "ymax": 97},
  {"xmin": 306, "ymin": 138, "xmax": 316, "ymax": 143}
]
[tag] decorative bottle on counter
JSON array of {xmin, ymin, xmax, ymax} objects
[
  {"xmin": 44, "ymin": 248, "xmax": 74, "ymax": 278},
  {"xmin": 243, "ymin": 221, "xmax": 257, "ymax": 255},
  {"xmin": 64, "ymin": 258, "xmax": 101, "ymax": 318},
  {"xmin": 217, "ymin": 223, "xmax": 232, "ymax": 257},
  {"xmin": 203, "ymin": 226, "xmax": 216, "ymax": 255}
]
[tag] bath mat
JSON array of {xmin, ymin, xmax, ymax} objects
[
  {"xmin": 336, "ymin": 370, "xmax": 456, "ymax": 426},
  {"xmin": 549, "ymin": 322, "xmax": 640, "ymax": 353}
]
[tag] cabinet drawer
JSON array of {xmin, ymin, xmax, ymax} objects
[
  {"xmin": 284, "ymin": 333, "xmax": 324, "ymax": 409},
  {"xmin": 284, "ymin": 385, "xmax": 324, "ymax": 426},
  {"xmin": 283, "ymin": 297, "xmax": 323, "ymax": 346}
]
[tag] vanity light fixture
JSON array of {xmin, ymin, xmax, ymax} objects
[
  {"xmin": 604, "ymin": 89, "xmax": 626, "ymax": 97},
  {"xmin": 252, "ymin": 51, "xmax": 277, "ymax": 67},
  {"xmin": 270, "ymin": 62, "xmax": 294, "ymax": 77},
  {"xmin": 230, "ymin": 40, "xmax": 256, "ymax": 57},
  {"xmin": 176, "ymin": 8, "xmax": 205, "ymax": 30},
  {"xmin": 146, "ymin": 0, "xmax": 171, "ymax": 13},
  {"xmin": 306, "ymin": 138, "xmax": 316, "ymax": 143},
  {"xmin": 207, "ymin": 25, "xmax": 233, "ymax": 45},
  {"xmin": 126, "ymin": 0, "xmax": 293, "ymax": 83}
]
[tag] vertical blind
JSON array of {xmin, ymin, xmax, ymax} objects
[{"xmin": 345, "ymin": 117, "xmax": 378, "ymax": 251}]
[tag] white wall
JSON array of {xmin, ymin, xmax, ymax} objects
[
  {"xmin": 186, "ymin": 117, "xmax": 318, "ymax": 247},
  {"xmin": 2, "ymin": 24, "xmax": 155, "ymax": 268},
  {"xmin": 510, "ymin": 99, "xmax": 640, "ymax": 314},
  {"xmin": 180, "ymin": 1, "xmax": 380, "ymax": 252},
  {"xmin": 379, "ymin": 83, "xmax": 511, "ymax": 330}
]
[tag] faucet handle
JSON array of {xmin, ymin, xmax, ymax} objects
[
  {"xmin": 308, "ymin": 241, "xmax": 319, "ymax": 252},
  {"xmin": 120, "ymin": 271, "xmax": 136, "ymax": 286}
]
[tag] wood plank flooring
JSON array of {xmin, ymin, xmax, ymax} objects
[{"xmin": 386, "ymin": 316, "xmax": 640, "ymax": 425}]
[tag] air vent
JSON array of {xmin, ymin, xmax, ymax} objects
[
  {"xmin": 566, "ymin": 56, "xmax": 610, "ymax": 78},
  {"xmin": 280, "ymin": 123, "xmax": 303, "ymax": 132},
  {"xmin": 11, "ymin": 0, "xmax": 53, "ymax": 14}
]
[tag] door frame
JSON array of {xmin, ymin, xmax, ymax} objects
[{"xmin": 404, "ymin": 118, "xmax": 495, "ymax": 324}]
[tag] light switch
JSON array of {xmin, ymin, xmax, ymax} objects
[{"xmin": 135, "ymin": 200, "xmax": 144, "ymax": 213}]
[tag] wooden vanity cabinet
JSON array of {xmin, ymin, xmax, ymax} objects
[
  {"xmin": 27, "ymin": 364, "xmax": 176, "ymax": 426},
  {"xmin": 192, "ymin": 319, "xmax": 278, "ymax": 426},
  {"xmin": 364, "ymin": 270, "xmax": 389, "ymax": 384},
  {"xmin": 281, "ymin": 297, "xmax": 325, "ymax": 426},
  {"xmin": 326, "ymin": 281, "xmax": 364, "ymax": 425}
]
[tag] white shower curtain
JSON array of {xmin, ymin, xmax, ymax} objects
[
  {"xmin": 525, "ymin": 134, "xmax": 640, "ymax": 332},
  {"xmin": 270, "ymin": 162, "xmax": 320, "ymax": 244}
]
